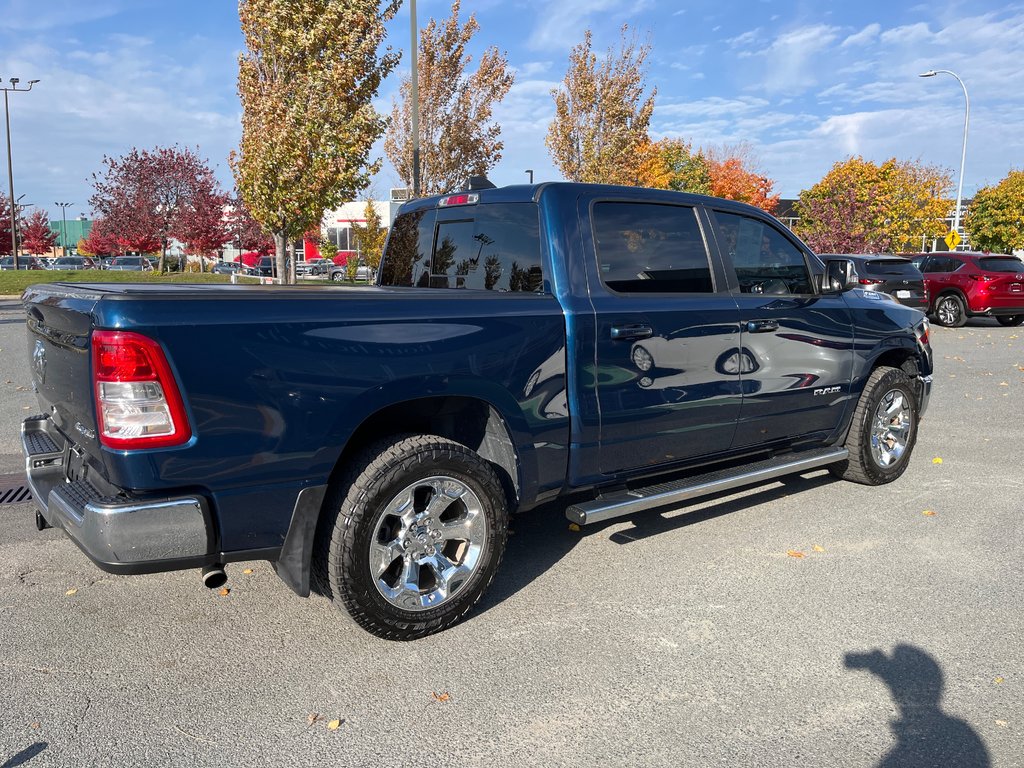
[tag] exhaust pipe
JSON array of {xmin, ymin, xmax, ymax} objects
[{"xmin": 201, "ymin": 563, "xmax": 227, "ymax": 589}]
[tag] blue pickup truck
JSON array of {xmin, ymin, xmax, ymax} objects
[{"xmin": 21, "ymin": 182, "xmax": 933, "ymax": 639}]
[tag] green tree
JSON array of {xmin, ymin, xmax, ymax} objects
[
  {"xmin": 232, "ymin": 0, "xmax": 400, "ymax": 283},
  {"xmin": 353, "ymin": 200, "xmax": 388, "ymax": 275},
  {"xmin": 546, "ymin": 26, "xmax": 655, "ymax": 184},
  {"xmin": 964, "ymin": 170, "xmax": 1024, "ymax": 254},
  {"xmin": 795, "ymin": 157, "xmax": 951, "ymax": 253},
  {"xmin": 385, "ymin": 0, "xmax": 514, "ymax": 195}
]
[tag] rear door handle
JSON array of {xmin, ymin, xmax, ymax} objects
[
  {"xmin": 746, "ymin": 319, "xmax": 779, "ymax": 333},
  {"xmin": 610, "ymin": 324, "xmax": 653, "ymax": 341}
]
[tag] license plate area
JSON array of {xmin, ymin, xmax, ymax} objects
[
  {"xmin": 1011, "ymin": 283, "xmax": 1022, "ymax": 293},
  {"xmin": 896, "ymin": 290, "xmax": 911, "ymax": 298}
]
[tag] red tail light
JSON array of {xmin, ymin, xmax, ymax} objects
[
  {"xmin": 969, "ymin": 274, "xmax": 996, "ymax": 282},
  {"xmin": 91, "ymin": 330, "xmax": 192, "ymax": 449},
  {"xmin": 858, "ymin": 278, "xmax": 884, "ymax": 285}
]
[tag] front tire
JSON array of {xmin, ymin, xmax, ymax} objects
[
  {"xmin": 934, "ymin": 294, "xmax": 967, "ymax": 327},
  {"xmin": 829, "ymin": 366, "xmax": 919, "ymax": 485},
  {"xmin": 330, "ymin": 270, "xmax": 345, "ymax": 282},
  {"xmin": 313, "ymin": 434, "xmax": 509, "ymax": 640},
  {"xmin": 997, "ymin": 315, "xmax": 1024, "ymax": 327}
]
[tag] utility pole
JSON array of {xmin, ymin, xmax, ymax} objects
[
  {"xmin": 56, "ymin": 202, "xmax": 73, "ymax": 257},
  {"xmin": 2, "ymin": 77, "xmax": 39, "ymax": 269},
  {"xmin": 410, "ymin": 0, "xmax": 420, "ymax": 198}
]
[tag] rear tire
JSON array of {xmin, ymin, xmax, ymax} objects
[
  {"xmin": 312, "ymin": 434, "xmax": 509, "ymax": 640},
  {"xmin": 829, "ymin": 366, "xmax": 919, "ymax": 485},
  {"xmin": 934, "ymin": 294, "xmax": 967, "ymax": 327},
  {"xmin": 996, "ymin": 315, "xmax": 1024, "ymax": 327}
]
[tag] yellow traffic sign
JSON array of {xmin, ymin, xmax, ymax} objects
[{"xmin": 944, "ymin": 230, "xmax": 961, "ymax": 250}]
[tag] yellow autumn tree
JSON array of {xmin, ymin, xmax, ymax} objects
[
  {"xmin": 546, "ymin": 26, "xmax": 655, "ymax": 184},
  {"xmin": 964, "ymin": 170, "xmax": 1024, "ymax": 254},
  {"xmin": 232, "ymin": 0, "xmax": 399, "ymax": 283},
  {"xmin": 795, "ymin": 157, "xmax": 951, "ymax": 254},
  {"xmin": 385, "ymin": 0, "xmax": 514, "ymax": 196}
]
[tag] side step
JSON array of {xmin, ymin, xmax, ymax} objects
[{"xmin": 566, "ymin": 447, "xmax": 848, "ymax": 526}]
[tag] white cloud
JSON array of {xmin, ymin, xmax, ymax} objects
[{"xmin": 841, "ymin": 23, "xmax": 881, "ymax": 47}]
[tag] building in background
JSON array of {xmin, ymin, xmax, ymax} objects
[{"xmin": 47, "ymin": 215, "xmax": 92, "ymax": 255}]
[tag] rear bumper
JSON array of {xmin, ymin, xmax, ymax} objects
[{"xmin": 22, "ymin": 414, "xmax": 214, "ymax": 574}]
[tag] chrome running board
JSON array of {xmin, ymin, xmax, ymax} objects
[{"xmin": 566, "ymin": 447, "xmax": 848, "ymax": 526}]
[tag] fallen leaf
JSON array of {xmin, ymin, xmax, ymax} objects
[
  {"xmin": 995, "ymin": 676, "xmax": 1005, "ymax": 684},
  {"xmin": 999, "ymin": 382, "xmax": 1008, "ymax": 386},
  {"xmin": 307, "ymin": 713, "xmax": 320, "ymax": 726},
  {"xmin": 568, "ymin": 523, "xmax": 581, "ymax": 532},
  {"xmin": 218, "ymin": 587, "xmax": 230, "ymax": 596},
  {"xmin": 922, "ymin": 510, "xmax": 936, "ymax": 517},
  {"xmin": 327, "ymin": 719, "xmax": 342, "ymax": 731},
  {"xmin": 30, "ymin": 722, "xmax": 39, "ymax": 729},
  {"xmin": 786, "ymin": 550, "xmax": 805, "ymax": 559},
  {"xmin": 242, "ymin": 568, "xmax": 254, "ymax": 575},
  {"xmin": 65, "ymin": 588, "xmax": 77, "ymax": 596},
  {"xmin": 932, "ymin": 457, "xmax": 943, "ymax": 464},
  {"xmin": 432, "ymin": 691, "xmax": 451, "ymax": 702},
  {"xmin": 995, "ymin": 719, "xmax": 1008, "ymax": 727},
  {"xmin": 812, "ymin": 545, "xmax": 825, "ymax": 553}
]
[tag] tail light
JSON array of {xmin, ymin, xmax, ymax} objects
[
  {"xmin": 91, "ymin": 330, "xmax": 192, "ymax": 449},
  {"xmin": 969, "ymin": 274, "xmax": 996, "ymax": 282},
  {"xmin": 858, "ymin": 278, "xmax": 884, "ymax": 285}
]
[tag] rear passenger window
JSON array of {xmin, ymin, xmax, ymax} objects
[
  {"xmin": 380, "ymin": 203, "xmax": 543, "ymax": 291},
  {"xmin": 712, "ymin": 210, "xmax": 812, "ymax": 294},
  {"xmin": 592, "ymin": 202, "xmax": 713, "ymax": 293}
]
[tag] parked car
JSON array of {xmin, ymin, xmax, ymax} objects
[
  {"xmin": 305, "ymin": 258, "xmax": 337, "ymax": 276},
  {"xmin": 20, "ymin": 181, "xmax": 934, "ymax": 640},
  {"xmin": 106, "ymin": 256, "xmax": 153, "ymax": 272},
  {"xmin": 0, "ymin": 255, "xmax": 44, "ymax": 270},
  {"xmin": 211, "ymin": 261, "xmax": 242, "ymax": 275},
  {"xmin": 51, "ymin": 256, "xmax": 99, "ymax": 271},
  {"xmin": 328, "ymin": 261, "xmax": 374, "ymax": 282},
  {"xmin": 906, "ymin": 252, "xmax": 1024, "ymax": 326},
  {"xmin": 818, "ymin": 254, "xmax": 927, "ymax": 310}
]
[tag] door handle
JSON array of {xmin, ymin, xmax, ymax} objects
[
  {"xmin": 610, "ymin": 324, "xmax": 653, "ymax": 341},
  {"xmin": 746, "ymin": 319, "xmax": 779, "ymax": 333}
]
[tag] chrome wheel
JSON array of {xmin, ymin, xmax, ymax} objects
[
  {"xmin": 369, "ymin": 476, "xmax": 488, "ymax": 612},
  {"xmin": 870, "ymin": 389, "xmax": 913, "ymax": 468},
  {"xmin": 936, "ymin": 296, "xmax": 963, "ymax": 327}
]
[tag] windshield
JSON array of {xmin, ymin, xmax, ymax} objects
[
  {"xmin": 978, "ymin": 257, "xmax": 1024, "ymax": 273},
  {"xmin": 864, "ymin": 259, "xmax": 920, "ymax": 278}
]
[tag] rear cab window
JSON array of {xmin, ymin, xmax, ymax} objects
[
  {"xmin": 864, "ymin": 259, "xmax": 921, "ymax": 278},
  {"xmin": 379, "ymin": 202, "xmax": 544, "ymax": 291},
  {"xmin": 591, "ymin": 202, "xmax": 714, "ymax": 293}
]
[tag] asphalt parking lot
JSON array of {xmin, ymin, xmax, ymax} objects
[{"xmin": 0, "ymin": 294, "xmax": 1021, "ymax": 767}]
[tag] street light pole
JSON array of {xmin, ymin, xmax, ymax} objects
[
  {"xmin": 525, "ymin": 169, "xmax": 534, "ymax": 184},
  {"xmin": 2, "ymin": 77, "xmax": 39, "ymax": 269},
  {"xmin": 55, "ymin": 202, "xmax": 73, "ymax": 258},
  {"xmin": 410, "ymin": 0, "xmax": 421, "ymax": 198},
  {"xmin": 919, "ymin": 69, "xmax": 969, "ymax": 246}
]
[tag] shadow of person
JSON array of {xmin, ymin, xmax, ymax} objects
[
  {"xmin": 1, "ymin": 742, "xmax": 48, "ymax": 768},
  {"xmin": 845, "ymin": 644, "xmax": 990, "ymax": 768}
]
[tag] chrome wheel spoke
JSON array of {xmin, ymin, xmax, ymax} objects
[
  {"xmin": 870, "ymin": 388, "xmax": 913, "ymax": 469},
  {"xmin": 369, "ymin": 474, "xmax": 489, "ymax": 613}
]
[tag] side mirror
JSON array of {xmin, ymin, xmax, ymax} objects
[{"xmin": 824, "ymin": 259, "xmax": 858, "ymax": 292}]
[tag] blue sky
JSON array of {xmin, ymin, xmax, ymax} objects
[{"xmin": 1, "ymin": 0, "xmax": 1022, "ymax": 224}]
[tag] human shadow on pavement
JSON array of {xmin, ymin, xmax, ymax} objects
[
  {"xmin": 0, "ymin": 742, "xmax": 48, "ymax": 768},
  {"xmin": 845, "ymin": 644, "xmax": 990, "ymax": 768}
]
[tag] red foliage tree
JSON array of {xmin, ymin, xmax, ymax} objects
[
  {"xmin": 0, "ymin": 193, "xmax": 13, "ymax": 255},
  {"xmin": 178, "ymin": 176, "xmax": 230, "ymax": 268},
  {"xmin": 78, "ymin": 219, "xmax": 125, "ymax": 257},
  {"xmin": 20, "ymin": 209, "xmax": 59, "ymax": 254},
  {"xmin": 224, "ymin": 194, "xmax": 273, "ymax": 259},
  {"xmin": 90, "ymin": 145, "xmax": 226, "ymax": 271}
]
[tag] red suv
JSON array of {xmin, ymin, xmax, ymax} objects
[{"xmin": 907, "ymin": 252, "xmax": 1024, "ymax": 327}]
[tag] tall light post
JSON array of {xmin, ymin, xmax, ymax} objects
[
  {"xmin": 409, "ymin": 0, "xmax": 421, "ymax": 198},
  {"xmin": 55, "ymin": 202, "xmax": 73, "ymax": 257},
  {"xmin": 525, "ymin": 169, "xmax": 534, "ymax": 184},
  {"xmin": 2, "ymin": 77, "xmax": 39, "ymax": 269},
  {"xmin": 919, "ymin": 69, "xmax": 969, "ymax": 247}
]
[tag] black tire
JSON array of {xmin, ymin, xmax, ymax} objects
[
  {"xmin": 996, "ymin": 315, "xmax": 1024, "ymax": 327},
  {"xmin": 934, "ymin": 294, "xmax": 967, "ymax": 327},
  {"xmin": 312, "ymin": 434, "xmax": 509, "ymax": 640},
  {"xmin": 829, "ymin": 366, "xmax": 919, "ymax": 485},
  {"xmin": 330, "ymin": 270, "xmax": 345, "ymax": 282}
]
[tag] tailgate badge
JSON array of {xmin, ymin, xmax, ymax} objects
[{"xmin": 32, "ymin": 340, "xmax": 46, "ymax": 385}]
